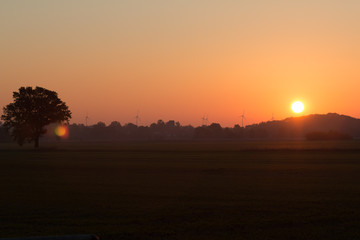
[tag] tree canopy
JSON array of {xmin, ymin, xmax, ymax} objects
[{"xmin": 1, "ymin": 86, "xmax": 71, "ymax": 148}]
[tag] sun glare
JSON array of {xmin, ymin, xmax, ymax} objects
[{"xmin": 291, "ymin": 101, "xmax": 304, "ymax": 113}]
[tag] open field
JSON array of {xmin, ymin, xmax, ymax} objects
[{"xmin": 1, "ymin": 141, "xmax": 360, "ymax": 239}]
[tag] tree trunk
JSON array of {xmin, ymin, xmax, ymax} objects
[{"xmin": 34, "ymin": 137, "xmax": 39, "ymax": 149}]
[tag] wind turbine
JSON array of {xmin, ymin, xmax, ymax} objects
[
  {"xmin": 135, "ymin": 111, "xmax": 140, "ymax": 126},
  {"xmin": 85, "ymin": 112, "xmax": 90, "ymax": 127},
  {"xmin": 201, "ymin": 115, "xmax": 209, "ymax": 126},
  {"xmin": 240, "ymin": 111, "xmax": 246, "ymax": 128}
]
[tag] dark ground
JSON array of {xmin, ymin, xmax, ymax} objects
[{"xmin": 1, "ymin": 141, "xmax": 360, "ymax": 240}]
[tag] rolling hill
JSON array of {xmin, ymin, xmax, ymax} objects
[{"xmin": 245, "ymin": 113, "xmax": 360, "ymax": 139}]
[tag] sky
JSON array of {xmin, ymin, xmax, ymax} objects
[{"xmin": 1, "ymin": 0, "xmax": 360, "ymax": 127}]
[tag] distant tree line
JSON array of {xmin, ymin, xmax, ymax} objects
[
  {"xmin": 0, "ymin": 120, "xmax": 261, "ymax": 142},
  {"xmin": 58, "ymin": 113, "xmax": 360, "ymax": 141},
  {"xmin": 1, "ymin": 114, "xmax": 359, "ymax": 144},
  {"xmin": 65, "ymin": 120, "xmax": 195, "ymax": 141},
  {"xmin": 64, "ymin": 121, "xmax": 247, "ymax": 141}
]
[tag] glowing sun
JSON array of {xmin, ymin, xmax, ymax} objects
[{"xmin": 291, "ymin": 101, "xmax": 304, "ymax": 113}]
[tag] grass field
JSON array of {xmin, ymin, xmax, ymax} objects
[{"xmin": 1, "ymin": 141, "xmax": 360, "ymax": 240}]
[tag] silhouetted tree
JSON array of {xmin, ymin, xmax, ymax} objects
[
  {"xmin": 157, "ymin": 119, "xmax": 165, "ymax": 128},
  {"xmin": 166, "ymin": 120, "xmax": 175, "ymax": 128},
  {"xmin": 208, "ymin": 123, "xmax": 222, "ymax": 131},
  {"xmin": 107, "ymin": 121, "xmax": 122, "ymax": 140},
  {"xmin": 194, "ymin": 126, "xmax": 211, "ymax": 138},
  {"xmin": 93, "ymin": 121, "xmax": 106, "ymax": 128},
  {"xmin": 109, "ymin": 121, "xmax": 121, "ymax": 128},
  {"xmin": 1, "ymin": 87, "xmax": 71, "ymax": 148}
]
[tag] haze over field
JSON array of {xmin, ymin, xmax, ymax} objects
[{"xmin": 1, "ymin": 1, "xmax": 360, "ymax": 126}]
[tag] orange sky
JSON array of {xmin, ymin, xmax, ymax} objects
[{"xmin": 1, "ymin": 1, "xmax": 360, "ymax": 127}]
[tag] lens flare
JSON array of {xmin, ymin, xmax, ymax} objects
[{"xmin": 55, "ymin": 125, "xmax": 69, "ymax": 138}]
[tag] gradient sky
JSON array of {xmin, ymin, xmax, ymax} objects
[{"xmin": 1, "ymin": 0, "xmax": 360, "ymax": 127}]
